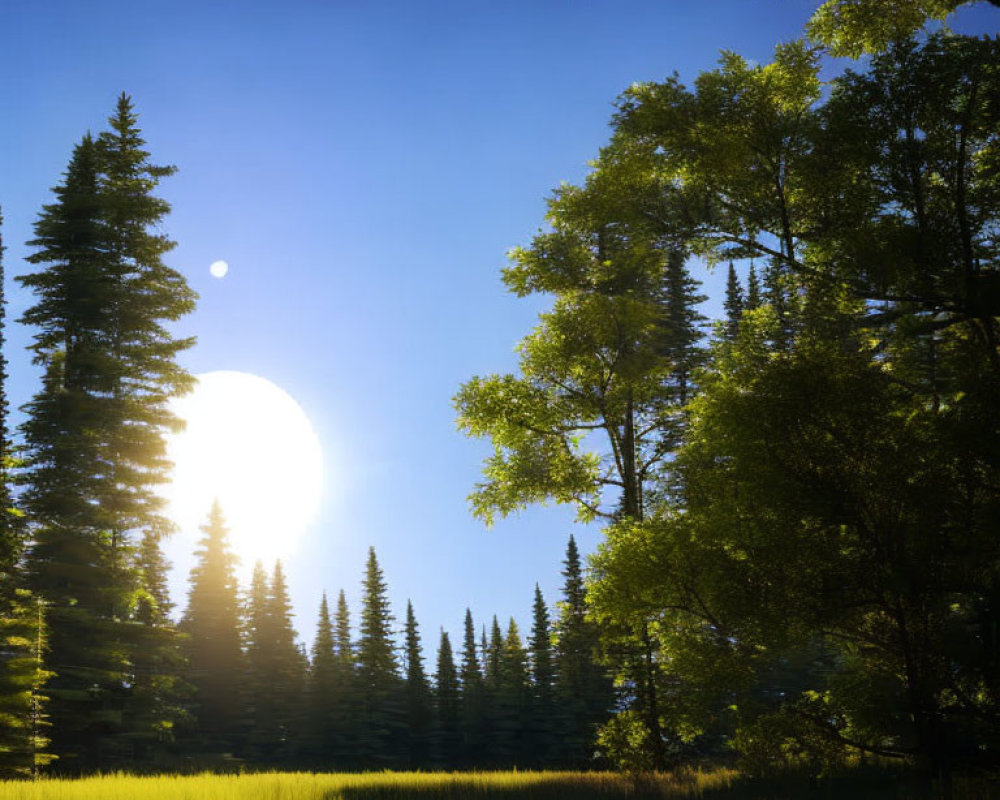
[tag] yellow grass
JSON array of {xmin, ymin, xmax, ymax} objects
[{"xmin": 0, "ymin": 769, "xmax": 740, "ymax": 800}]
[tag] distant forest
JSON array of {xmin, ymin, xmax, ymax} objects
[{"xmin": 0, "ymin": 0, "xmax": 998, "ymax": 784}]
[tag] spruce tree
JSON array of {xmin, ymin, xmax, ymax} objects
[
  {"xmin": 402, "ymin": 601, "xmax": 431, "ymax": 767},
  {"xmin": 554, "ymin": 535, "xmax": 612, "ymax": 765},
  {"xmin": 528, "ymin": 585, "xmax": 556, "ymax": 765},
  {"xmin": 257, "ymin": 562, "xmax": 306, "ymax": 764},
  {"xmin": 331, "ymin": 589, "xmax": 356, "ymax": 766},
  {"xmin": 723, "ymin": 262, "xmax": 744, "ymax": 341},
  {"xmin": 0, "ymin": 212, "xmax": 52, "ymax": 776},
  {"xmin": 745, "ymin": 263, "xmax": 762, "ymax": 311},
  {"xmin": 496, "ymin": 619, "xmax": 529, "ymax": 766},
  {"xmin": 181, "ymin": 502, "xmax": 243, "ymax": 753},
  {"xmin": 18, "ymin": 96, "xmax": 195, "ymax": 768},
  {"xmin": 458, "ymin": 608, "xmax": 486, "ymax": 767},
  {"xmin": 306, "ymin": 593, "xmax": 336, "ymax": 764},
  {"xmin": 433, "ymin": 630, "xmax": 459, "ymax": 767},
  {"xmin": 356, "ymin": 547, "xmax": 403, "ymax": 766}
]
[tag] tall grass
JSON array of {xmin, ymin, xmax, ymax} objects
[
  {"xmin": 0, "ymin": 769, "xmax": 737, "ymax": 800},
  {"xmin": 0, "ymin": 768, "xmax": 994, "ymax": 799}
]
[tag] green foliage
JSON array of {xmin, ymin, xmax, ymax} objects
[
  {"xmin": 806, "ymin": 0, "xmax": 993, "ymax": 57},
  {"xmin": 17, "ymin": 95, "xmax": 195, "ymax": 770},
  {"xmin": 180, "ymin": 502, "xmax": 242, "ymax": 751}
]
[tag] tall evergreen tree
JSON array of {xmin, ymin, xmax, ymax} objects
[
  {"xmin": 723, "ymin": 262, "xmax": 744, "ymax": 341},
  {"xmin": 0, "ymin": 211, "xmax": 52, "ymax": 777},
  {"xmin": 306, "ymin": 593, "xmax": 337, "ymax": 764},
  {"xmin": 528, "ymin": 584, "xmax": 556, "ymax": 765},
  {"xmin": 180, "ymin": 502, "xmax": 242, "ymax": 752},
  {"xmin": 496, "ymin": 619, "xmax": 530, "ymax": 766},
  {"xmin": 18, "ymin": 96, "xmax": 195, "ymax": 769},
  {"xmin": 554, "ymin": 535, "xmax": 612, "ymax": 765},
  {"xmin": 402, "ymin": 601, "xmax": 431, "ymax": 767},
  {"xmin": 356, "ymin": 547, "xmax": 403, "ymax": 766},
  {"xmin": 745, "ymin": 263, "xmax": 762, "ymax": 311},
  {"xmin": 252, "ymin": 562, "xmax": 306, "ymax": 764},
  {"xmin": 458, "ymin": 608, "xmax": 486, "ymax": 767},
  {"xmin": 433, "ymin": 629, "xmax": 459, "ymax": 767},
  {"xmin": 330, "ymin": 588, "xmax": 357, "ymax": 766}
]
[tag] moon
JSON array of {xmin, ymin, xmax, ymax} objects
[
  {"xmin": 163, "ymin": 371, "xmax": 323, "ymax": 569},
  {"xmin": 210, "ymin": 260, "xmax": 229, "ymax": 278}
]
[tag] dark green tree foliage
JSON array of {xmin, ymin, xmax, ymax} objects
[
  {"xmin": 402, "ymin": 601, "xmax": 432, "ymax": 767},
  {"xmin": 306, "ymin": 593, "xmax": 337, "ymax": 764},
  {"xmin": 124, "ymin": 532, "xmax": 189, "ymax": 765},
  {"xmin": 588, "ymin": 31, "xmax": 1000, "ymax": 778},
  {"xmin": 494, "ymin": 619, "xmax": 530, "ymax": 766},
  {"xmin": 356, "ymin": 547, "xmax": 403, "ymax": 766},
  {"xmin": 457, "ymin": 608, "xmax": 486, "ymax": 766},
  {"xmin": 256, "ymin": 562, "xmax": 306, "ymax": 763},
  {"xmin": 527, "ymin": 585, "xmax": 556, "ymax": 765},
  {"xmin": 555, "ymin": 535, "xmax": 612, "ymax": 765},
  {"xmin": 181, "ymin": 502, "xmax": 242, "ymax": 752},
  {"xmin": 18, "ymin": 96, "xmax": 195, "ymax": 769},
  {"xmin": 329, "ymin": 588, "xmax": 357, "ymax": 765},
  {"xmin": 433, "ymin": 630, "xmax": 459, "ymax": 766},
  {"xmin": 724, "ymin": 263, "xmax": 744, "ymax": 340},
  {"xmin": 745, "ymin": 263, "xmax": 762, "ymax": 311}
]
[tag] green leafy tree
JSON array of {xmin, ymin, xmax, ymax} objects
[
  {"xmin": 806, "ymin": 0, "xmax": 999, "ymax": 57},
  {"xmin": 18, "ymin": 96, "xmax": 195, "ymax": 769},
  {"xmin": 590, "ymin": 31, "xmax": 1000, "ymax": 778},
  {"xmin": 180, "ymin": 501, "xmax": 242, "ymax": 753}
]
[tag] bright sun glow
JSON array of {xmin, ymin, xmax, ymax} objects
[
  {"xmin": 163, "ymin": 371, "xmax": 323, "ymax": 568},
  {"xmin": 209, "ymin": 259, "xmax": 229, "ymax": 278}
]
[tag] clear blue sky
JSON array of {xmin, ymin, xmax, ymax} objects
[{"xmin": 3, "ymin": 1, "xmax": 998, "ymax": 652}]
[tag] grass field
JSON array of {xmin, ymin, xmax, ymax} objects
[
  {"xmin": 0, "ymin": 769, "xmax": 739, "ymax": 800},
  {"xmin": 0, "ymin": 768, "xmax": 994, "ymax": 799}
]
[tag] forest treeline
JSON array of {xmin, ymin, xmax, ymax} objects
[{"xmin": 0, "ymin": 0, "xmax": 997, "ymax": 785}]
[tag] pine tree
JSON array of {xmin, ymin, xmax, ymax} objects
[
  {"xmin": 433, "ymin": 630, "xmax": 459, "ymax": 767},
  {"xmin": 258, "ymin": 562, "xmax": 307, "ymax": 764},
  {"xmin": 0, "ymin": 217, "xmax": 52, "ymax": 775},
  {"xmin": 356, "ymin": 547, "xmax": 403, "ymax": 766},
  {"xmin": 496, "ymin": 619, "xmax": 529, "ymax": 766},
  {"xmin": 402, "ymin": 601, "xmax": 431, "ymax": 767},
  {"xmin": 528, "ymin": 585, "xmax": 556, "ymax": 765},
  {"xmin": 242, "ymin": 561, "xmax": 270, "ymax": 759},
  {"xmin": 331, "ymin": 589, "xmax": 356, "ymax": 766},
  {"xmin": 745, "ymin": 263, "xmax": 762, "ymax": 311},
  {"xmin": 180, "ymin": 501, "xmax": 242, "ymax": 753},
  {"xmin": 306, "ymin": 593, "xmax": 336, "ymax": 764},
  {"xmin": 554, "ymin": 535, "xmax": 612, "ymax": 765},
  {"xmin": 18, "ymin": 96, "xmax": 195, "ymax": 768},
  {"xmin": 458, "ymin": 608, "xmax": 486, "ymax": 767},
  {"xmin": 723, "ymin": 262, "xmax": 744, "ymax": 341}
]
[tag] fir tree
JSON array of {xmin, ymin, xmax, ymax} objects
[
  {"xmin": 496, "ymin": 619, "xmax": 530, "ymax": 766},
  {"xmin": 18, "ymin": 96, "xmax": 195, "ymax": 768},
  {"xmin": 458, "ymin": 608, "xmax": 486, "ymax": 767},
  {"xmin": 330, "ymin": 588, "xmax": 356, "ymax": 766},
  {"xmin": 306, "ymin": 593, "xmax": 337, "ymax": 764},
  {"xmin": 723, "ymin": 262, "xmax": 744, "ymax": 341},
  {"xmin": 528, "ymin": 585, "xmax": 556, "ymax": 765},
  {"xmin": 180, "ymin": 501, "xmax": 242, "ymax": 752},
  {"xmin": 554, "ymin": 535, "xmax": 612, "ymax": 765},
  {"xmin": 0, "ymin": 217, "xmax": 51, "ymax": 775},
  {"xmin": 745, "ymin": 263, "xmax": 762, "ymax": 311},
  {"xmin": 356, "ymin": 547, "xmax": 403, "ymax": 766},
  {"xmin": 434, "ymin": 630, "xmax": 459, "ymax": 767},
  {"xmin": 403, "ymin": 601, "xmax": 431, "ymax": 767}
]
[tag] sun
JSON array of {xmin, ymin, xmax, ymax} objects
[{"xmin": 163, "ymin": 371, "xmax": 323, "ymax": 569}]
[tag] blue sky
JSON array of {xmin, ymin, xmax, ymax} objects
[{"xmin": 3, "ymin": 1, "xmax": 998, "ymax": 652}]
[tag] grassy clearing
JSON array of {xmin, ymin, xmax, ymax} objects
[
  {"xmin": 0, "ymin": 769, "xmax": 738, "ymax": 800},
  {"xmin": 0, "ymin": 769, "xmax": 995, "ymax": 799}
]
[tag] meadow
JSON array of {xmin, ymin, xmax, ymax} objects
[{"xmin": 0, "ymin": 769, "xmax": 996, "ymax": 800}]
